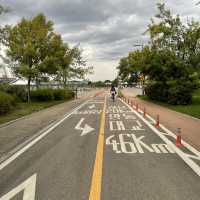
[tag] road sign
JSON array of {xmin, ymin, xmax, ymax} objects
[{"xmin": 139, "ymin": 75, "xmax": 144, "ymax": 81}]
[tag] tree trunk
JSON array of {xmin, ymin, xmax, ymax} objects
[
  {"xmin": 36, "ymin": 77, "xmax": 40, "ymax": 89},
  {"xmin": 63, "ymin": 69, "xmax": 67, "ymax": 88},
  {"xmin": 142, "ymin": 75, "xmax": 146, "ymax": 95},
  {"xmin": 27, "ymin": 77, "xmax": 31, "ymax": 103}
]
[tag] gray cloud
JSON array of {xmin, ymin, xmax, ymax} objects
[{"xmin": 0, "ymin": 0, "xmax": 199, "ymax": 80}]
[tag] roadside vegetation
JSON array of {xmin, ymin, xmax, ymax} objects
[
  {"xmin": 0, "ymin": 5, "xmax": 92, "ymax": 124},
  {"xmin": 117, "ymin": 3, "xmax": 200, "ymax": 106},
  {"xmin": 139, "ymin": 89, "xmax": 200, "ymax": 119},
  {"xmin": 0, "ymin": 84, "xmax": 75, "ymax": 124},
  {"xmin": 117, "ymin": 89, "xmax": 123, "ymax": 98},
  {"xmin": 0, "ymin": 101, "xmax": 65, "ymax": 125},
  {"xmin": 4, "ymin": 13, "xmax": 92, "ymax": 102}
]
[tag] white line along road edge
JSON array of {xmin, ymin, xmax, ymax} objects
[
  {"xmin": 0, "ymin": 100, "xmax": 89, "ymax": 171},
  {"xmin": 125, "ymin": 100, "xmax": 200, "ymax": 159},
  {"xmin": 128, "ymin": 100, "xmax": 200, "ymax": 160},
  {"xmin": 119, "ymin": 98, "xmax": 200, "ymax": 177}
]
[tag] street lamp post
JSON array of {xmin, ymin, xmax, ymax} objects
[{"xmin": 133, "ymin": 44, "xmax": 145, "ymax": 95}]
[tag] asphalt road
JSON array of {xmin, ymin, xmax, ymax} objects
[{"xmin": 0, "ymin": 92, "xmax": 200, "ymax": 200}]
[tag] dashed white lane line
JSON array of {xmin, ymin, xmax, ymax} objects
[
  {"xmin": 119, "ymin": 98, "xmax": 200, "ymax": 177},
  {"xmin": 0, "ymin": 100, "xmax": 89, "ymax": 171}
]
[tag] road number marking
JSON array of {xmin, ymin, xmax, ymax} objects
[
  {"xmin": 120, "ymin": 98, "xmax": 200, "ymax": 176},
  {"xmin": 107, "ymin": 106, "xmax": 131, "ymax": 114},
  {"xmin": 109, "ymin": 121, "xmax": 126, "ymax": 131},
  {"xmin": 0, "ymin": 174, "xmax": 37, "ymax": 200},
  {"xmin": 106, "ymin": 134, "xmax": 175, "ymax": 154},
  {"xmin": 109, "ymin": 120, "xmax": 145, "ymax": 131},
  {"xmin": 73, "ymin": 110, "xmax": 102, "ymax": 115},
  {"xmin": 132, "ymin": 120, "xmax": 145, "ymax": 131}
]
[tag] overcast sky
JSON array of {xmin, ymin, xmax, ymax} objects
[{"xmin": 0, "ymin": 0, "xmax": 200, "ymax": 81}]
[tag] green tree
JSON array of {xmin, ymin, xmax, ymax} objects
[
  {"xmin": 117, "ymin": 3, "xmax": 200, "ymax": 104},
  {"xmin": 6, "ymin": 14, "xmax": 57, "ymax": 102},
  {"xmin": 56, "ymin": 44, "xmax": 92, "ymax": 88}
]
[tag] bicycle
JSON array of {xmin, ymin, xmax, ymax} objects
[{"xmin": 111, "ymin": 91, "xmax": 116, "ymax": 102}]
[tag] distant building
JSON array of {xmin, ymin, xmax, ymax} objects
[
  {"xmin": 0, "ymin": 65, "xmax": 16, "ymax": 83},
  {"xmin": 0, "ymin": 66, "xmax": 89, "ymax": 88},
  {"xmin": 104, "ymin": 80, "xmax": 112, "ymax": 86}
]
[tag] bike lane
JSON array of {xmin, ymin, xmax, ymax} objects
[
  {"xmin": 102, "ymin": 97, "xmax": 200, "ymax": 200},
  {"xmin": 0, "ymin": 96, "xmax": 105, "ymax": 200}
]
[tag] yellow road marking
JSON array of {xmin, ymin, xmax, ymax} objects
[{"xmin": 89, "ymin": 96, "xmax": 106, "ymax": 200}]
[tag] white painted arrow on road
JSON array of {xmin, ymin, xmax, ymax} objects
[
  {"xmin": 0, "ymin": 174, "xmax": 37, "ymax": 200},
  {"xmin": 75, "ymin": 118, "xmax": 95, "ymax": 136}
]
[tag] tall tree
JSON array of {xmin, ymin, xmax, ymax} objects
[
  {"xmin": 117, "ymin": 3, "xmax": 200, "ymax": 104},
  {"xmin": 56, "ymin": 44, "xmax": 92, "ymax": 88},
  {"xmin": 6, "ymin": 14, "xmax": 57, "ymax": 102}
]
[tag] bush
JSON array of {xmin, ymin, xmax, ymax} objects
[
  {"xmin": 6, "ymin": 85, "xmax": 27, "ymax": 102},
  {"xmin": 64, "ymin": 89, "xmax": 75, "ymax": 99},
  {"xmin": 117, "ymin": 90, "xmax": 123, "ymax": 98},
  {"xmin": 31, "ymin": 88, "xmax": 54, "ymax": 101},
  {"xmin": 31, "ymin": 88, "xmax": 75, "ymax": 102},
  {"xmin": 167, "ymin": 85, "xmax": 192, "ymax": 105},
  {"xmin": 53, "ymin": 89, "xmax": 69, "ymax": 100},
  {"xmin": 145, "ymin": 82, "xmax": 169, "ymax": 102},
  {"xmin": 0, "ymin": 83, "xmax": 9, "ymax": 92},
  {"xmin": 53, "ymin": 89, "xmax": 75, "ymax": 100},
  {"xmin": 145, "ymin": 81, "xmax": 193, "ymax": 105},
  {"xmin": 0, "ymin": 84, "xmax": 27, "ymax": 102},
  {"xmin": 0, "ymin": 91, "xmax": 15, "ymax": 115}
]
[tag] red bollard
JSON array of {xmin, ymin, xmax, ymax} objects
[
  {"xmin": 143, "ymin": 107, "xmax": 146, "ymax": 118},
  {"xmin": 136, "ymin": 104, "xmax": 139, "ymax": 111},
  {"xmin": 131, "ymin": 101, "xmax": 134, "ymax": 107},
  {"xmin": 176, "ymin": 128, "xmax": 183, "ymax": 147},
  {"xmin": 155, "ymin": 114, "xmax": 160, "ymax": 128}
]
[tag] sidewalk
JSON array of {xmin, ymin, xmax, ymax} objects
[
  {"xmin": 122, "ymin": 88, "xmax": 200, "ymax": 151},
  {"xmin": 0, "ymin": 89, "xmax": 100, "ymax": 161}
]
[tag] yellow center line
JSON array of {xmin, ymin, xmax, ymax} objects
[{"xmin": 89, "ymin": 96, "xmax": 107, "ymax": 200}]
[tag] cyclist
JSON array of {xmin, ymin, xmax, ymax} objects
[{"xmin": 110, "ymin": 85, "xmax": 117, "ymax": 102}]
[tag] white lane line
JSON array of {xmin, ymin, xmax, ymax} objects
[
  {"xmin": 0, "ymin": 120, "xmax": 57, "ymax": 164},
  {"xmin": 159, "ymin": 122, "xmax": 200, "ymax": 158},
  {"xmin": 0, "ymin": 100, "xmax": 89, "ymax": 171},
  {"xmin": 135, "ymin": 104, "xmax": 200, "ymax": 159},
  {"xmin": 0, "ymin": 174, "xmax": 37, "ymax": 200},
  {"xmin": 119, "ymin": 98, "xmax": 200, "ymax": 177},
  {"xmin": 88, "ymin": 101, "xmax": 104, "ymax": 104}
]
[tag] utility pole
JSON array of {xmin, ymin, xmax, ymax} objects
[{"xmin": 133, "ymin": 44, "xmax": 145, "ymax": 95}]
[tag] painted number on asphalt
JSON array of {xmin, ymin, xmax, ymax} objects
[
  {"xmin": 109, "ymin": 120, "xmax": 145, "ymax": 131},
  {"xmin": 106, "ymin": 134, "xmax": 175, "ymax": 154}
]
